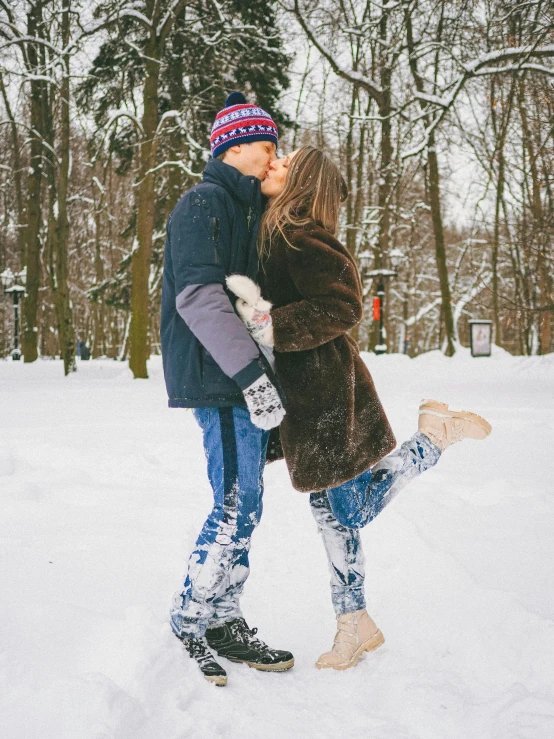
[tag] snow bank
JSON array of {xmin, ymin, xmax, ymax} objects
[{"xmin": 1, "ymin": 352, "xmax": 553, "ymax": 739}]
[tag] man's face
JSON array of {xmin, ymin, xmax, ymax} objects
[{"xmin": 226, "ymin": 141, "xmax": 277, "ymax": 180}]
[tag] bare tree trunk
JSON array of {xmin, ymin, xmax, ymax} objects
[
  {"xmin": 22, "ymin": 3, "xmax": 45, "ymax": 363},
  {"xmin": 345, "ymin": 84, "xmax": 358, "ymax": 260},
  {"xmin": 377, "ymin": 11, "xmax": 392, "ymax": 271},
  {"xmin": 427, "ymin": 136, "xmax": 455, "ymax": 356},
  {"xmin": 108, "ymin": 307, "xmax": 120, "ymax": 359},
  {"xmin": 367, "ymin": 4, "xmax": 394, "ymax": 352},
  {"xmin": 492, "ymin": 154, "xmax": 503, "ymax": 346},
  {"xmin": 406, "ymin": 8, "xmax": 455, "ymax": 356},
  {"xmin": 350, "ymin": 98, "xmax": 372, "ymax": 347},
  {"xmin": 91, "ymin": 162, "xmax": 108, "ymax": 358},
  {"xmin": 53, "ymin": 2, "xmax": 76, "ymax": 375},
  {"xmin": 166, "ymin": 14, "xmax": 187, "ymax": 212},
  {"xmin": 292, "ymin": 45, "xmax": 312, "ymax": 150},
  {"xmin": 92, "ymin": 208, "xmax": 106, "ymax": 358},
  {"xmin": 0, "ymin": 72, "xmax": 26, "ymax": 268},
  {"xmin": 344, "ymin": 85, "xmax": 361, "ymax": 345},
  {"xmin": 490, "ymin": 76, "xmax": 515, "ymax": 349},
  {"xmin": 354, "ymin": 100, "xmax": 371, "ymax": 235},
  {"xmin": 129, "ymin": 50, "xmax": 160, "ymax": 379},
  {"xmin": 518, "ymin": 75, "xmax": 551, "ymax": 354},
  {"xmin": 44, "ymin": 3, "xmax": 75, "ymax": 375}
]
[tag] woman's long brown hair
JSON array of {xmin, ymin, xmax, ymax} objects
[{"xmin": 258, "ymin": 145, "xmax": 348, "ymax": 260}]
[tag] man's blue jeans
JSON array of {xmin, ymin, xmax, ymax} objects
[
  {"xmin": 170, "ymin": 406, "xmax": 269, "ymax": 640},
  {"xmin": 309, "ymin": 432, "xmax": 441, "ymax": 615}
]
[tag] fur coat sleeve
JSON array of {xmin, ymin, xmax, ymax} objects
[{"xmin": 270, "ymin": 228, "xmax": 363, "ymax": 353}]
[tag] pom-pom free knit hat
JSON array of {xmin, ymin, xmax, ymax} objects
[{"xmin": 210, "ymin": 92, "xmax": 278, "ymax": 159}]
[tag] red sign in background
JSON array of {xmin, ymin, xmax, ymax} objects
[{"xmin": 373, "ymin": 297, "xmax": 381, "ymax": 321}]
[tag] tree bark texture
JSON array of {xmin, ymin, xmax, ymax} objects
[
  {"xmin": 53, "ymin": 2, "xmax": 76, "ymax": 374},
  {"xmin": 129, "ymin": 51, "xmax": 160, "ymax": 379},
  {"xmin": 92, "ymin": 201, "xmax": 106, "ymax": 358},
  {"xmin": 406, "ymin": 7, "xmax": 455, "ymax": 356},
  {"xmin": 427, "ymin": 137, "xmax": 455, "ymax": 356},
  {"xmin": 0, "ymin": 72, "xmax": 26, "ymax": 268},
  {"xmin": 22, "ymin": 3, "xmax": 45, "ymax": 363},
  {"xmin": 518, "ymin": 76, "xmax": 552, "ymax": 354}
]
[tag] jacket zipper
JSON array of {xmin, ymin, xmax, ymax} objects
[{"xmin": 212, "ymin": 217, "xmax": 220, "ymax": 264}]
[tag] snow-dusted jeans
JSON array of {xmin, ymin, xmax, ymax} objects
[
  {"xmin": 170, "ymin": 406, "xmax": 269, "ymax": 640},
  {"xmin": 309, "ymin": 432, "xmax": 441, "ymax": 615}
]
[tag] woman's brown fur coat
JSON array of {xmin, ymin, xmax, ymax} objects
[{"xmin": 260, "ymin": 223, "xmax": 397, "ymax": 493}]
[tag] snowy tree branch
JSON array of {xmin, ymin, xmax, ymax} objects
[
  {"xmin": 405, "ymin": 298, "xmax": 442, "ymax": 327},
  {"xmin": 158, "ymin": 0, "xmax": 191, "ymax": 43},
  {"xmin": 290, "ymin": 0, "xmax": 384, "ymax": 106},
  {"xmin": 403, "ymin": 43, "xmax": 554, "ymax": 159},
  {"xmin": 118, "ymin": 9, "xmax": 153, "ymax": 30},
  {"xmin": 137, "ymin": 159, "xmax": 202, "ymax": 180}
]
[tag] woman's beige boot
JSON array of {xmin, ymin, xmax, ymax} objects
[
  {"xmin": 418, "ymin": 399, "xmax": 491, "ymax": 451},
  {"xmin": 316, "ymin": 609, "xmax": 385, "ymax": 670}
]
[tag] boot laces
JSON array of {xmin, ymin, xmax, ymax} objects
[
  {"xmin": 230, "ymin": 619, "xmax": 270, "ymax": 653},
  {"xmin": 185, "ymin": 638, "xmax": 216, "ymax": 666}
]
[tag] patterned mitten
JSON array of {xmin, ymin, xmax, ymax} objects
[{"xmin": 243, "ymin": 373, "xmax": 285, "ymax": 430}]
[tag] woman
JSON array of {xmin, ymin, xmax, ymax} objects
[{"xmin": 227, "ymin": 146, "xmax": 491, "ymax": 671}]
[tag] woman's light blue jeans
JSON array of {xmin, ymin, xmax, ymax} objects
[{"xmin": 310, "ymin": 431, "xmax": 441, "ymax": 615}]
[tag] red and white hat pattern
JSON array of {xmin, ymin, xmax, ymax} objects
[{"xmin": 210, "ymin": 93, "xmax": 278, "ymax": 158}]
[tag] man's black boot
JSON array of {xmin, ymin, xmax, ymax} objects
[
  {"xmin": 205, "ymin": 618, "xmax": 294, "ymax": 671},
  {"xmin": 183, "ymin": 637, "xmax": 228, "ymax": 686}
]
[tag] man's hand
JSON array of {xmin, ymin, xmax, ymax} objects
[{"xmin": 243, "ymin": 373, "xmax": 285, "ymax": 430}]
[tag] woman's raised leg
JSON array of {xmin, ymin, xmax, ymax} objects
[
  {"xmin": 327, "ymin": 431, "xmax": 441, "ymax": 529},
  {"xmin": 326, "ymin": 400, "xmax": 491, "ymax": 530}
]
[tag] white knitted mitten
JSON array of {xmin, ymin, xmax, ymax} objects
[
  {"xmin": 243, "ymin": 373, "xmax": 285, "ymax": 430},
  {"xmin": 226, "ymin": 274, "xmax": 274, "ymax": 347},
  {"xmin": 235, "ymin": 299, "xmax": 274, "ymax": 346}
]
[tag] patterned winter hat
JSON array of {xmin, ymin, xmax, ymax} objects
[{"xmin": 210, "ymin": 92, "xmax": 278, "ymax": 159}]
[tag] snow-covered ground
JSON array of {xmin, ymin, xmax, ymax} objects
[{"xmin": 1, "ymin": 348, "xmax": 553, "ymax": 739}]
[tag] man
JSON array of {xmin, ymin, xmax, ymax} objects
[{"xmin": 161, "ymin": 92, "xmax": 292, "ymax": 686}]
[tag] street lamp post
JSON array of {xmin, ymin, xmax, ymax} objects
[
  {"xmin": 1, "ymin": 267, "xmax": 27, "ymax": 360},
  {"xmin": 358, "ymin": 251, "xmax": 401, "ymax": 355}
]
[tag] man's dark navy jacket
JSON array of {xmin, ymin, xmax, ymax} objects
[{"xmin": 161, "ymin": 158, "xmax": 266, "ymax": 407}]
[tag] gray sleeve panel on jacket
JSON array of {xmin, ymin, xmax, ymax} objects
[{"xmin": 176, "ymin": 282, "xmax": 264, "ymax": 383}]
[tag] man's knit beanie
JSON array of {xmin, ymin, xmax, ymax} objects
[{"xmin": 210, "ymin": 92, "xmax": 278, "ymax": 159}]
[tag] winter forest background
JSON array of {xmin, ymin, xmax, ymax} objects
[{"xmin": 0, "ymin": 0, "xmax": 553, "ymax": 377}]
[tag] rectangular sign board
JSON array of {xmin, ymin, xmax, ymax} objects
[{"xmin": 469, "ymin": 320, "xmax": 492, "ymax": 357}]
